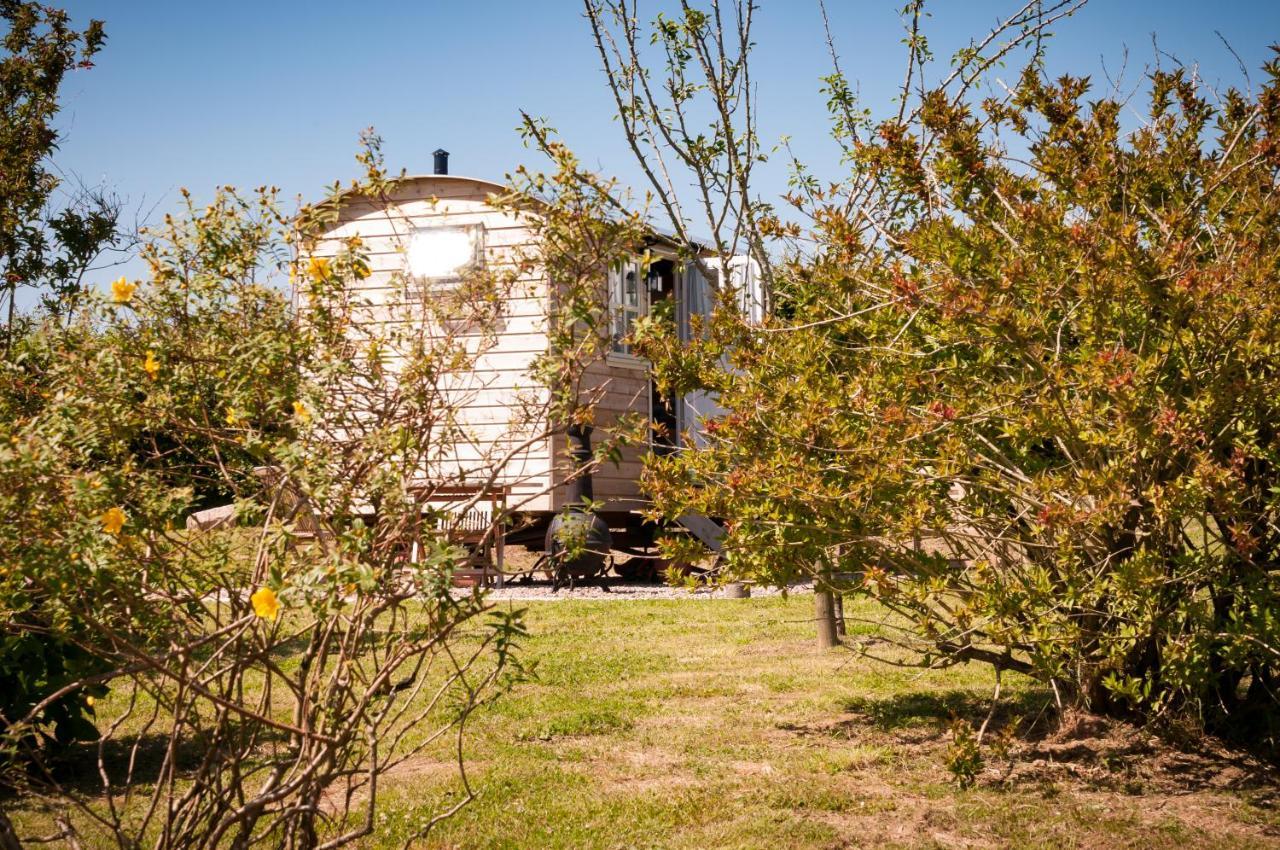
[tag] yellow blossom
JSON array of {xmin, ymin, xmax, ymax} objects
[
  {"xmin": 111, "ymin": 277, "xmax": 137, "ymax": 304},
  {"xmin": 225, "ymin": 406, "xmax": 239, "ymax": 426},
  {"xmin": 307, "ymin": 257, "xmax": 331, "ymax": 280},
  {"xmin": 143, "ymin": 350, "xmax": 160, "ymax": 380},
  {"xmin": 352, "ymin": 261, "xmax": 371, "ymax": 280},
  {"xmin": 251, "ymin": 586, "xmax": 280, "ymax": 621},
  {"xmin": 101, "ymin": 507, "xmax": 126, "ymax": 535},
  {"xmin": 85, "ymin": 695, "xmax": 95, "ymax": 707},
  {"xmin": 292, "ymin": 400, "xmax": 311, "ymax": 423}
]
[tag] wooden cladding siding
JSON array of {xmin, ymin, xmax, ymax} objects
[
  {"xmin": 551, "ymin": 358, "xmax": 651, "ymax": 509},
  {"xmin": 314, "ymin": 176, "xmax": 558, "ymax": 512},
  {"xmin": 314, "ymin": 174, "xmax": 659, "ymax": 515}
]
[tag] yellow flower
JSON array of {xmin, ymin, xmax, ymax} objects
[
  {"xmin": 101, "ymin": 507, "xmax": 126, "ymax": 535},
  {"xmin": 143, "ymin": 350, "xmax": 160, "ymax": 380},
  {"xmin": 111, "ymin": 277, "xmax": 137, "ymax": 304},
  {"xmin": 292, "ymin": 400, "xmax": 311, "ymax": 423},
  {"xmin": 85, "ymin": 695, "xmax": 95, "ymax": 707},
  {"xmin": 307, "ymin": 256, "xmax": 331, "ymax": 280},
  {"xmin": 225, "ymin": 406, "xmax": 239, "ymax": 426},
  {"xmin": 251, "ymin": 586, "xmax": 280, "ymax": 621},
  {"xmin": 352, "ymin": 260, "xmax": 371, "ymax": 280}
]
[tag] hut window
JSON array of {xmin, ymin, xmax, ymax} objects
[
  {"xmin": 608, "ymin": 259, "xmax": 647, "ymax": 356},
  {"xmin": 406, "ymin": 224, "xmax": 484, "ymax": 281}
]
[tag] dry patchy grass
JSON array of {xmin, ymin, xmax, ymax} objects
[
  {"xmin": 365, "ymin": 595, "xmax": 1280, "ymax": 849},
  {"xmin": 7, "ymin": 594, "xmax": 1279, "ymax": 849}
]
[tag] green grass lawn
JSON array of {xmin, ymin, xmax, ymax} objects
[
  {"xmin": 358, "ymin": 594, "xmax": 1280, "ymax": 850},
  {"xmin": 7, "ymin": 592, "xmax": 1277, "ymax": 849}
]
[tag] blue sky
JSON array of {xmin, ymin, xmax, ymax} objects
[{"xmin": 44, "ymin": 1, "xmax": 1280, "ymax": 288}]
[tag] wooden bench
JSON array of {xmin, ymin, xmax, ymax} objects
[
  {"xmin": 252, "ymin": 466, "xmax": 331, "ymax": 550},
  {"xmin": 408, "ymin": 483, "xmax": 509, "ymax": 588}
]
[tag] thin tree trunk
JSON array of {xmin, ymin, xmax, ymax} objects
[
  {"xmin": 815, "ymin": 580, "xmax": 839, "ymax": 649},
  {"xmin": 3, "ymin": 281, "xmax": 13, "ymax": 357},
  {"xmin": 0, "ymin": 808, "xmax": 24, "ymax": 850}
]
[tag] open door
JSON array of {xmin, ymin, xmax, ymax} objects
[{"xmin": 675, "ymin": 261, "xmax": 726, "ymax": 448}]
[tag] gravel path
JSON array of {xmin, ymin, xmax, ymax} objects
[{"xmin": 457, "ymin": 580, "xmax": 813, "ymax": 601}]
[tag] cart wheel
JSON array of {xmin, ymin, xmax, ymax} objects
[{"xmin": 613, "ymin": 556, "xmax": 658, "ymax": 582}]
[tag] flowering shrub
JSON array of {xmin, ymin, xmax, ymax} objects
[
  {"xmin": 590, "ymin": 1, "xmax": 1280, "ymax": 738},
  {"xmin": 0, "ymin": 129, "xmax": 636, "ymax": 846}
]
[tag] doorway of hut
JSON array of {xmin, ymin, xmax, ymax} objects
[{"xmin": 647, "ymin": 258, "xmax": 679, "ymax": 455}]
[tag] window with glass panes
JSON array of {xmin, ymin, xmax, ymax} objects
[{"xmin": 608, "ymin": 260, "xmax": 645, "ymax": 355}]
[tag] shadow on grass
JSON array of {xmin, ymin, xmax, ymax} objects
[
  {"xmin": 784, "ymin": 687, "xmax": 1280, "ymax": 800},
  {"xmin": 840, "ymin": 689, "xmax": 1056, "ymax": 738},
  {"xmin": 3, "ymin": 723, "xmax": 290, "ymax": 801}
]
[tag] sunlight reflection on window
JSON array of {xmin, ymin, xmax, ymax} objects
[{"xmin": 406, "ymin": 226, "xmax": 480, "ymax": 279}]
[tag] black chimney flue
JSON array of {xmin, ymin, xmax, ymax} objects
[
  {"xmin": 545, "ymin": 423, "xmax": 612, "ymax": 583},
  {"xmin": 564, "ymin": 424, "xmax": 594, "ymax": 504},
  {"xmin": 433, "ymin": 148, "xmax": 449, "ymax": 175}
]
